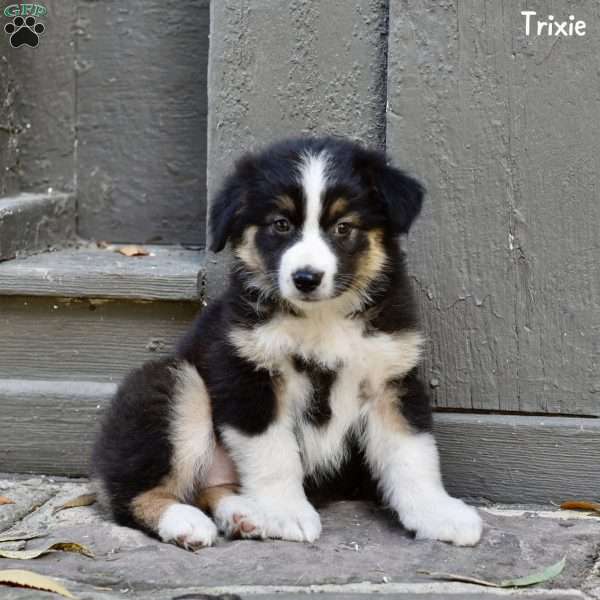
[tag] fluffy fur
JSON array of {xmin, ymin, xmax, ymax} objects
[{"xmin": 92, "ymin": 136, "xmax": 482, "ymax": 549}]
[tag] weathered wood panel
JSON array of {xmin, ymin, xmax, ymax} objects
[
  {"xmin": 0, "ymin": 246, "xmax": 203, "ymax": 300},
  {"xmin": 387, "ymin": 1, "xmax": 600, "ymax": 416},
  {"xmin": 0, "ymin": 296, "xmax": 198, "ymax": 382},
  {"xmin": 0, "ymin": 379, "xmax": 114, "ymax": 474},
  {"xmin": 76, "ymin": 0, "xmax": 209, "ymax": 244},
  {"xmin": 436, "ymin": 413, "xmax": 600, "ymax": 504},
  {"xmin": 0, "ymin": 1, "xmax": 76, "ymax": 195},
  {"xmin": 208, "ymin": 0, "xmax": 388, "ymax": 191}
]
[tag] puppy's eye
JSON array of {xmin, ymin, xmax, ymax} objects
[
  {"xmin": 273, "ymin": 218, "xmax": 292, "ymax": 233},
  {"xmin": 334, "ymin": 222, "xmax": 353, "ymax": 237}
]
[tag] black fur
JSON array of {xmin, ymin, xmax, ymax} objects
[
  {"xmin": 91, "ymin": 357, "xmax": 178, "ymax": 530},
  {"xmin": 292, "ymin": 355, "xmax": 337, "ymax": 427},
  {"xmin": 209, "ymin": 137, "xmax": 424, "ymax": 253},
  {"xmin": 392, "ymin": 368, "xmax": 433, "ymax": 432}
]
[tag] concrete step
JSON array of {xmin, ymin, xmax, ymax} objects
[
  {"xmin": 0, "ymin": 192, "xmax": 76, "ymax": 261},
  {"xmin": 0, "ymin": 245, "xmax": 203, "ymax": 383},
  {"xmin": 0, "ymin": 243, "xmax": 204, "ymax": 300}
]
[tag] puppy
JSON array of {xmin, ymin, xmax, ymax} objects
[{"xmin": 92, "ymin": 136, "xmax": 482, "ymax": 549}]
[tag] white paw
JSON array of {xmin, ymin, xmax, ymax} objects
[
  {"xmin": 250, "ymin": 496, "xmax": 322, "ymax": 543},
  {"xmin": 213, "ymin": 494, "xmax": 266, "ymax": 539},
  {"xmin": 158, "ymin": 503, "xmax": 218, "ymax": 550},
  {"xmin": 400, "ymin": 496, "xmax": 482, "ymax": 546}
]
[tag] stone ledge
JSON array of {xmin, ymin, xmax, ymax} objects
[
  {"xmin": 0, "ymin": 476, "xmax": 599, "ymax": 599},
  {"xmin": 0, "ymin": 192, "xmax": 76, "ymax": 261},
  {"xmin": 0, "ymin": 244, "xmax": 204, "ymax": 300}
]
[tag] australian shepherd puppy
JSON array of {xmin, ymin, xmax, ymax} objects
[{"xmin": 92, "ymin": 136, "xmax": 482, "ymax": 549}]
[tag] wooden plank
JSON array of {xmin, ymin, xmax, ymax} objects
[
  {"xmin": 436, "ymin": 413, "xmax": 600, "ymax": 504},
  {"xmin": 0, "ymin": 379, "xmax": 115, "ymax": 475},
  {"xmin": 76, "ymin": 0, "xmax": 209, "ymax": 244},
  {"xmin": 1, "ymin": 389, "xmax": 598, "ymax": 506},
  {"xmin": 0, "ymin": 246, "xmax": 203, "ymax": 300},
  {"xmin": 386, "ymin": 1, "xmax": 600, "ymax": 416},
  {"xmin": 208, "ymin": 0, "xmax": 388, "ymax": 191},
  {"xmin": 0, "ymin": 296, "xmax": 199, "ymax": 382},
  {"xmin": 0, "ymin": 193, "xmax": 75, "ymax": 260}
]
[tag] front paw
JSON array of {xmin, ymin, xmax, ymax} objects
[
  {"xmin": 252, "ymin": 496, "xmax": 322, "ymax": 543},
  {"xmin": 213, "ymin": 494, "xmax": 267, "ymax": 540},
  {"xmin": 400, "ymin": 496, "xmax": 482, "ymax": 546}
]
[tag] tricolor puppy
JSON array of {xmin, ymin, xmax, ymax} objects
[{"xmin": 92, "ymin": 136, "xmax": 482, "ymax": 549}]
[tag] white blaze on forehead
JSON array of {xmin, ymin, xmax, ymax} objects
[
  {"xmin": 278, "ymin": 151, "xmax": 338, "ymax": 303},
  {"xmin": 299, "ymin": 151, "xmax": 329, "ymax": 233}
]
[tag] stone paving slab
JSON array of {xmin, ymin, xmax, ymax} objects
[{"xmin": 0, "ymin": 476, "xmax": 598, "ymax": 599}]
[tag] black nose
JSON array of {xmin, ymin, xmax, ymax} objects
[{"xmin": 292, "ymin": 269, "xmax": 324, "ymax": 293}]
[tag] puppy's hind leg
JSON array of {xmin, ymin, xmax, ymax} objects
[
  {"xmin": 93, "ymin": 358, "xmax": 218, "ymax": 550},
  {"xmin": 132, "ymin": 483, "xmax": 217, "ymax": 550}
]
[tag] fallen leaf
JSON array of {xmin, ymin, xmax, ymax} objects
[
  {"xmin": 116, "ymin": 244, "xmax": 150, "ymax": 257},
  {"xmin": 560, "ymin": 500, "xmax": 600, "ymax": 514},
  {"xmin": 420, "ymin": 556, "xmax": 566, "ymax": 588},
  {"xmin": 52, "ymin": 493, "xmax": 97, "ymax": 515},
  {"xmin": 0, "ymin": 496, "xmax": 14, "ymax": 505},
  {"xmin": 0, "ymin": 531, "xmax": 47, "ymax": 543},
  {"xmin": 0, "ymin": 541, "xmax": 94, "ymax": 560},
  {"xmin": 419, "ymin": 570, "xmax": 498, "ymax": 587},
  {"xmin": 0, "ymin": 569, "xmax": 75, "ymax": 598}
]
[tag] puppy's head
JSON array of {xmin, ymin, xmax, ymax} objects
[{"xmin": 209, "ymin": 137, "xmax": 424, "ymax": 309}]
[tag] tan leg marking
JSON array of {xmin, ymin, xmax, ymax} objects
[
  {"xmin": 195, "ymin": 483, "xmax": 239, "ymax": 514},
  {"xmin": 169, "ymin": 362, "xmax": 215, "ymax": 501},
  {"xmin": 131, "ymin": 484, "xmax": 179, "ymax": 532}
]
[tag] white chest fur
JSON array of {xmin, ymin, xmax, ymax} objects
[{"xmin": 229, "ymin": 309, "xmax": 423, "ymax": 476}]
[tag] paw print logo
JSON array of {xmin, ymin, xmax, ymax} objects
[{"xmin": 4, "ymin": 15, "xmax": 45, "ymax": 48}]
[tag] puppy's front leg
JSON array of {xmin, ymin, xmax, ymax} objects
[
  {"xmin": 220, "ymin": 420, "xmax": 321, "ymax": 542},
  {"xmin": 363, "ymin": 372, "xmax": 482, "ymax": 546}
]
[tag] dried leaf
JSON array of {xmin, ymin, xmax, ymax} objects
[
  {"xmin": 0, "ymin": 569, "xmax": 75, "ymax": 598},
  {"xmin": 116, "ymin": 244, "xmax": 150, "ymax": 257},
  {"xmin": 53, "ymin": 493, "xmax": 97, "ymax": 515},
  {"xmin": 0, "ymin": 496, "xmax": 15, "ymax": 505},
  {"xmin": 0, "ymin": 531, "xmax": 47, "ymax": 543},
  {"xmin": 560, "ymin": 500, "xmax": 600, "ymax": 514},
  {"xmin": 420, "ymin": 556, "xmax": 566, "ymax": 589},
  {"xmin": 0, "ymin": 541, "xmax": 94, "ymax": 560},
  {"xmin": 419, "ymin": 570, "xmax": 498, "ymax": 587}
]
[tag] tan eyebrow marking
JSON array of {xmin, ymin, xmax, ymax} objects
[
  {"xmin": 274, "ymin": 194, "xmax": 296, "ymax": 213},
  {"xmin": 327, "ymin": 197, "xmax": 349, "ymax": 221},
  {"xmin": 336, "ymin": 211, "xmax": 362, "ymax": 225}
]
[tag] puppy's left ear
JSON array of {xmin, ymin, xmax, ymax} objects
[
  {"xmin": 208, "ymin": 155, "xmax": 255, "ymax": 253},
  {"xmin": 355, "ymin": 148, "xmax": 425, "ymax": 235}
]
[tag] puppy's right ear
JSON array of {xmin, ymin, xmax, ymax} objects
[{"xmin": 208, "ymin": 155, "xmax": 255, "ymax": 253}]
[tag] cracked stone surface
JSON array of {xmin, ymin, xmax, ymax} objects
[{"xmin": 0, "ymin": 475, "xmax": 599, "ymax": 599}]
